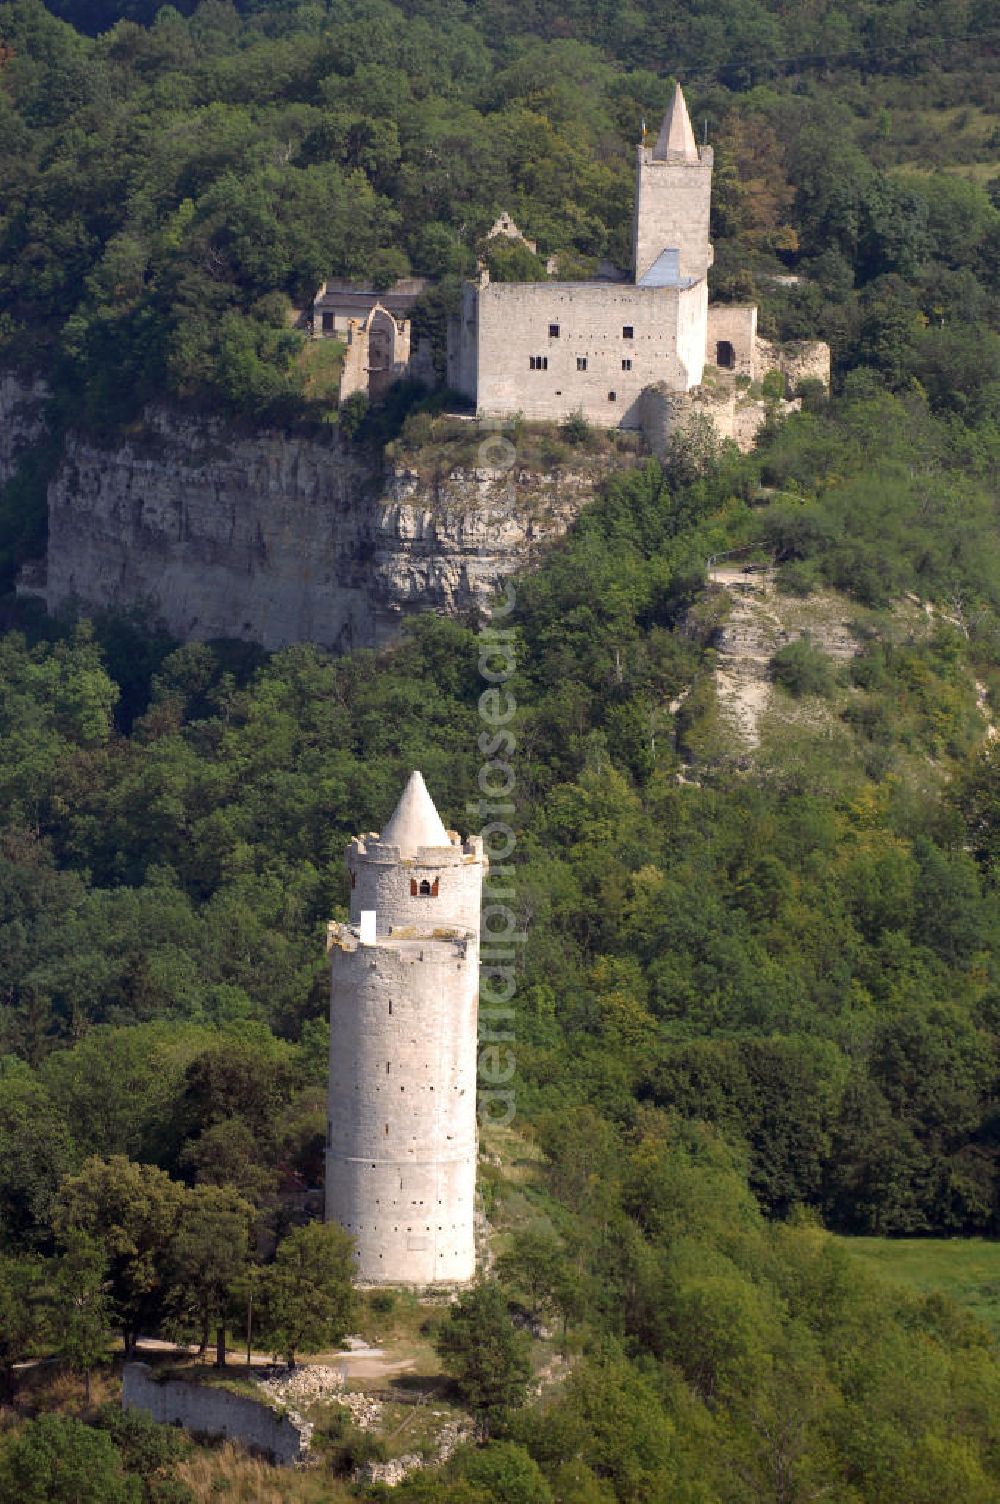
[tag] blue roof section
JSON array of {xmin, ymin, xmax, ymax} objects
[{"xmin": 637, "ymin": 248, "xmax": 697, "ymax": 288}]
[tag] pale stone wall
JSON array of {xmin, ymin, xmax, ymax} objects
[
  {"xmin": 706, "ymin": 305, "xmax": 758, "ymax": 378},
  {"xmin": 472, "ymin": 280, "xmax": 706, "ymax": 426},
  {"xmin": 122, "ymin": 1364, "xmax": 307, "ymax": 1465},
  {"xmin": 446, "ymin": 282, "xmax": 479, "ymax": 400},
  {"xmin": 326, "ymin": 928, "xmax": 480, "ymax": 1284},
  {"xmin": 339, "ymin": 322, "xmax": 368, "ymax": 400},
  {"xmin": 632, "ymin": 145, "xmax": 714, "ymax": 282},
  {"xmin": 677, "ymin": 279, "xmax": 709, "ymax": 390}
]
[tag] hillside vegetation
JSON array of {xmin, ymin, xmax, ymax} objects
[
  {"xmin": 2, "ymin": 377, "xmax": 1000, "ymax": 1497},
  {"xmin": 1, "ymin": 0, "xmax": 999, "ymax": 1498}
]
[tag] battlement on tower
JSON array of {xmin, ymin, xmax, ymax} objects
[{"xmin": 347, "ymin": 830, "xmax": 485, "ymax": 867}]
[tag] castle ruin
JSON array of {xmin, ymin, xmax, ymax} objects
[{"xmin": 447, "ymin": 83, "xmax": 829, "ymax": 436}]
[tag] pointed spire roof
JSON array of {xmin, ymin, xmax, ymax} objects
[
  {"xmin": 653, "ymin": 83, "xmax": 699, "ymax": 162},
  {"xmin": 380, "ymin": 770, "xmax": 449, "ymax": 855}
]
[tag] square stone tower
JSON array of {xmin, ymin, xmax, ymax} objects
[
  {"xmin": 632, "ymin": 83, "xmax": 714, "ymax": 285},
  {"xmin": 325, "ymin": 772, "xmax": 486, "ymax": 1285}
]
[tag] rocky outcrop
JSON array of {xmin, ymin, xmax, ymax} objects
[
  {"xmin": 0, "ymin": 371, "xmax": 50, "ymax": 487},
  {"xmin": 707, "ymin": 565, "xmax": 861, "ymax": 748},
  {"xmin": 43, "ymin": 408, "xmax": 597, "ymax": 650}
]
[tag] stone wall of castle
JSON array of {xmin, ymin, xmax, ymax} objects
[
  {"xmin": 757, "ymin": 337, "xmax": 831, "ymax": 392},
  {"xmin": 472, "ymin": 279, "xmax": 706, "ymax": 426},
  {"xmin": 122, "ymin": 1364, "xmax": 307, "ymax": 1465},
  {"xmin": 706, "ymin": 305, "xmax": 758, "ymax": 378},
  {"xmin": 639, "ymin": 381, "xmax": 803, "ymax": 455}
]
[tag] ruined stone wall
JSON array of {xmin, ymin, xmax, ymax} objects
[
  {"xmin": 639, "ymin": 381, "xmax": 802, "ymax": 455},
  {"xmin": 43, "ymin": 407, "xmax": 600, "ymax": 650},
  {"xmin": 122, "ymin": 1364, "xmax": 307, "ymax": 1465},
  {"xmin": 756, "ymin": 337, "xmax": 831, "ymax": 392}
]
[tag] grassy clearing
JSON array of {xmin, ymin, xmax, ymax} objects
[
  {"xmin": 296, "ymin": 337, "xmax": 345, "ymax": 405},
  {"xmin": 838, "ymin": 1237, "xmax": 1000, "ymax": 1334},
  {"xmin": 175, "ymin": 1442, "xmax": 351, "ymax": 1503}
]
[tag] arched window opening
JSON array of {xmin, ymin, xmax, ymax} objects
[{"xmin": 419, "ymin": 879, "xmax": 432, "ymax": 896}]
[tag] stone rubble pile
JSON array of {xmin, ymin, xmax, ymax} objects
[
  {"xmin": 356, "ymin": 1415, "xmax": 471, "ymax": 1488},
  {"xmin": 256, "ymin": 1363, "xmax": 349, "ymax": 1451},
  {"xmin": 335, "ymin": 1391, "xmax": 384, "ymax": 1428}
]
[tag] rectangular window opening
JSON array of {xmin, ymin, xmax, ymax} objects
[
  {"xmin": 576, "ymin": 357, "xmax": 587, "ymax": 371},
  {"xmin": 622, "ymin": 358, "xmax": 633, "ymax": 371},
  {"xmin": 608, "ymin": 390, "xmax": 617, "ymax": 402},
  {"xmin": 549, "ymin": 323, "xmax": 560, "ymax": 338},
  {"xmin": 622, "ymin": 325, "xmax": 634, "ymax": 339}
]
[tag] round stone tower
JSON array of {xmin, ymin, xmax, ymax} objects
[{"xmin": 325, "ymin": 771, "xmax": 486, "ymax": 1285}]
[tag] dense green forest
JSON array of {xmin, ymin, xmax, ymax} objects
[{"xmin": 1, "ymin": 0, "xmax": 1000, "ymax": 1497}]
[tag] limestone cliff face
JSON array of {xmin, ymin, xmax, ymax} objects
[
  {"xmin": 44, "ymin": 408, "xmax": 594, "ymax": 650},
  {"xmin": 0, "ymin": 371, "xmax": 50, "ymax": 486}
]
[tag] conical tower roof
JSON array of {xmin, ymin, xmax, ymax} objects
[
  {"xmin": 653, "ymin": 83, "xmax": 699, "ymax": 162},
  {"xmin": 380, "ymin": 770, "xmax": 450, "ymax": 855}
]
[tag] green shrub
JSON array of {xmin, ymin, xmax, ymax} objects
[
  {"xmin": 561, "ymin": 410, "xmax": 591, "ymax": 445},
  {"xmin": 338, "ymin": 391, "xmax": 369, "ymax": 439},
  {"xmin": 775, "ymin": 559, "xmax": 820, "ymax": 597},
  {"xmin": 771, "ymin": 634, "xmax": 836, "ymax": 697}
]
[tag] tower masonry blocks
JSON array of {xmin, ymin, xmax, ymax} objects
[{"xmin": 325, "ymin": 771, "xmax": 486, "ymax": 1285}]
